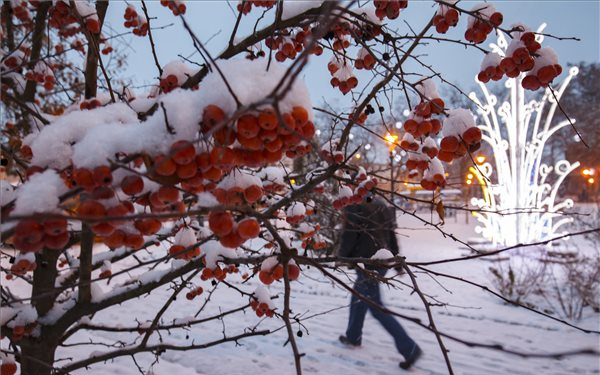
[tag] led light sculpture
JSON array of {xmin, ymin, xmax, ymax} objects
[{"xmin": 468, "ymin": 25, "xmax": 579, "ymax": 247}]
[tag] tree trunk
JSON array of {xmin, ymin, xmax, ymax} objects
[
  {"xmin": 32, "ymin": 250, "xmax": 60, "ymax": 316},
  {"xmin": 20, "ymin": 335, "xmax": 58, "ymax": 375},
  {"xmin": 22, "ymin": 250, "xmax": 61, "ymax": 374}
]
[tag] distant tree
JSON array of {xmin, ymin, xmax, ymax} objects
[{"xmin": 555, "ymin": 62, "xmax": 600, "ymax": 164}]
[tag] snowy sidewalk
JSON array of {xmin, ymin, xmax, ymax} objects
[{"xmin": 60, "ymin": 212, "xmax": 599, "ymax": 375}]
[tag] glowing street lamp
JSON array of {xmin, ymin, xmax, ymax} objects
[
  {"xmin": 588, "ymin": 178, "xmax": 595, "ymax": 185},
  {"xmin": 384, "ymin": 132, "xmax": 398, "ymax": 201},
  {"xmin": 475, "ymin": 155, "xmax": 487, "ymax": 165},
  {"xmin": 384, "ymin": 132, "xmax": 398, "ymax": 150},
  {"xmin": 582, "ymin": 168, "xmax": 595, "ymax": 177}
]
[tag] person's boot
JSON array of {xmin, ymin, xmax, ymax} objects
[
  {"xmin": 399, "ymin": 344, "xmax": 422, "ymax": 370},
  {"xmin": 338, "ymin": 335, "xmax": 361, "ymax": 347}
]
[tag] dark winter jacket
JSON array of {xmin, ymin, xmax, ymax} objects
[{"xmin": 338, "ymin": 196, "xmax": 399, "ymax": 264}]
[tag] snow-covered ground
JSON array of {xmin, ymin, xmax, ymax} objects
[{"xmin": 45, "ymin": 210, "xmax": 599, "ymax": 375}]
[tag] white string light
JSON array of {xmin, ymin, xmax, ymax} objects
[{"xmin": 468, "ymin": 26, "xmax": 579, "ymax": 248}]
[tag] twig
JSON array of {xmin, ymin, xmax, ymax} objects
[
  {"xmin": 141, "ymin": 0, "xmax": 163, "ymax": 77},
  {"xmin": 548, "ymin": 85, "xmax": 588, "ymax": 148}
]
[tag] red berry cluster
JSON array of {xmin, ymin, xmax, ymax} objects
[
  {"xmin": 186, "ymin": 286, "xmax": 204, "ymax": 300},
  {"xmin": 80, "ymin": 98, "xmax": 103, "ymax": 110},
  {"xmin": 72, "ymin": 165, "xmax": 113, "ymax": 192},
  {"xmin": 10, "ymin": 1, "xmax": 32, "ymax": 25},
  {"xmin": 328, "ymin": 61, "xmax": 358, "ymax": 95},
  {"xmin": 465, "ymin": 7, "xmax": 503, "ymax": 44},
  {"xmin": 332, "ymin": 177, "xmax": 378, "ymax": 210},
  {"xmin": 477, "ymin": 53, "xmax": 504, "ymax": 83},
  {"xmin": 101, "ymin": 41, "xmax": 113, "ymax": 55},
  {"xmin": 522, "ymin": 56, "xmax": 563, "ymax": 91},
  {"xmin": 102, "ymin": 229, "xmax": 145, "ymax": 251},
  {"xmin": 208, "ymin": 211, "xmax": 261, "ymax": 248},
  {"xmin": 258, "ymin": 263, "xmax": 300, "ymax": 285},
  {"xmin": 421, "ymin": 138, "xmax": 439, "ymax": 159},
  {"xmin": 0, "ymin": 356, "xmax": 17, "ymax": 375},
  {"xmin": 9, "ymin": 256, "xmax": 36, "ymax": 278},
  {"xmin": 84, "ymin": 16, "xmax": 100, "ymax": 34},
  {"xmin": 476, "ymin": 30, "xmax": 563, "ymax": 91},
  {"xmin": 399, "ymin": 133, "xmax": 418, "ymax": 152},
  {"xmin": 433, "ymin": 5, "xmax": 459, "ymax": 34},
  {"xmin": 374, "ymin": 0, "xmax": 408, "ymax": 20},
  {"xmin": 405, "ymin": 156, "xmax": 429, "ymax": 174},
  {"xmin": 302, "ymin": 236, "xmax": 327, "ymax": 250},
  {"xmin": 70, "ymin": 39, "xmax": 85, "ymax": 53},
  {"xmin": 159, "ymin": 74, "xmax": 180, "ymax": 93},
  {"xmin": 320, "ymin": 139, "xmax": 345, "ymax": 164},
  {"xmin": 160, "ymin": 0, "xmax": 187, "ymax": 16},
  {"xmin": 421, "ymin": 177, "xmax": 446, "ymax": 190},
  {"xmin": 438, "ymin": 127, "xmax": 482, "ymax": 163},
  {"xmin": 420, "ymin": 163, "xmax": 447, "ymax": 190},
  {"xmin": 200, "ymin": 104, "xmax": 315, "ymax": 167},
  {"xmin": 414, "ymin": 97, "xmax": 445, "ymax": 118},
  {"xmin": 328, "ymin": 22, "xmax": 352, "ymax": 51},
  {"xmin": 298, "ymin": 222, "xmax": 320, "ymax": 240},
  {"xmin": 237, "ymin": 0, "xmax": 276, "ymax": 15},
  {"xmin": 354, "ymin": 48, "xmax": 376, "ymax": 70},
  {"xmin": 143, "ymin": 185, "xmax": 185, "ymax": 215},
  {"xmin": 12, "ymin": 219, "xmax": 69, "ymax": 253},
  {"xmin": 200, "ymin": 264, "xmax": 239, "ymax": 281},
  {"xmin": 249, "ymin": 297, "xmax": 275, "ymax": 318},
  {"xmin": 123, "ymin": 5, "xmax": 148, "ymax": 37},
  {"xmin": 212, "ymin": 182, "xmax": 264, "ymax": 207},
  {"xmin": 403, "ymin": 117, "xmax": 443, "ymax": 140},
  {"xmin": 145, "ymin": 140, "xmax": 217, "ymax": 189},
  {"xmin": 500, "ymin": 37, "xmax": 539, "ymax": 78},
  {"xmin": 67, "ymin": 165, "xmax": 175, "ymax": 248},
  {"xmin": 48, "ymin": 1, "xmax": 78, "ymax": 31},
  {"xmin": 25, "ymin": 63, "xmax": 55, "ymax": 91},
  {"xmin": 265, "ymin": 27, "xmax": 323, "ymax": 63},
  {"xmin": 2, "ymin": 50, "xmax": 25, "ymax": 69},
  {"xmin": 168, "ymin": 243, "xmax": 201, "ymax": 260},
  {"xmin": 8, "ymin": 323, "xmax": 37, "ymax": 342},
  {"xmin": 262, "ymin": 180, "xmax": 286, "ymax": 193},
  {"xmin": 286, "ymin": 201, "xmax": 311, "ymax": 224},
  {"xmin": 99, "ymin": 262, "xmax": 112, "ymax": 278}
]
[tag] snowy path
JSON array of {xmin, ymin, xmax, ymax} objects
[{"xmin": 56, "ymin": 211, "xmax": 600, "ymax": 375}]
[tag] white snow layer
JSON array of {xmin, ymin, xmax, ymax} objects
[{"xmin": 28, "ymin": 58, "xmax": 312, "ymax": 169}]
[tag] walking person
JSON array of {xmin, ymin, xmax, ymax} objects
[{"xmin": 337, "ymin": 193, "xmax": 422, "ymax": 370}]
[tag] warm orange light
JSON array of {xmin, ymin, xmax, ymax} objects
[
  {"xmin": 355, "ymin": 153, "xmax": 361, "ymax": 159},
  {"xmin": 467, "ymin": 173, "xmax": 474, "ymax": 179},
  {"xmin": 582, "ymin": 169, "xmax": 591, "ymax": 176},
  {"xmin": 588, "ymin": 177, "xmax": 595, "ymax": 184},
  {"xmin": 475, "ymin": 155, "xmax": 486, "ymax": 164},
  {"xmin": 466, "ymin": 180, "xmax": 472, "ymax": 185},
  {"xmin": 384, "ymin": 132, "xmax": 398, "ymax": 149}
]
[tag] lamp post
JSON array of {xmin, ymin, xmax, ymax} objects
[{"xmin": 384, "ymin": 132, "xmax": 398, "ymax": 202}]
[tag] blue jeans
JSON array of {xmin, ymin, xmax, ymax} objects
[{"xmin": 345, "ymin": 269, "xmax": 417, "ymax": 359}]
